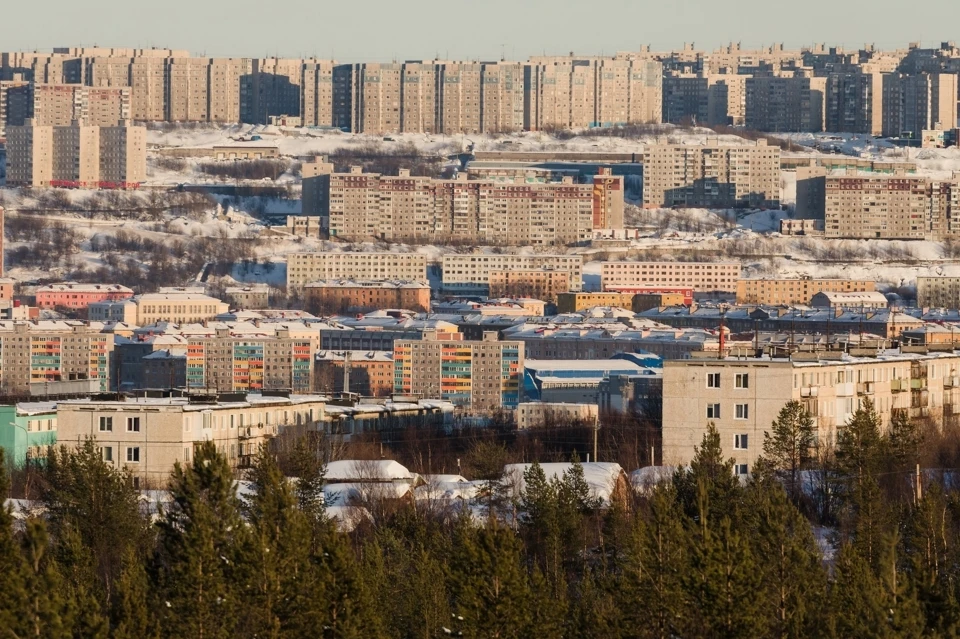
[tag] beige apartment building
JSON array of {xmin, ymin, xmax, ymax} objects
[
  {"xmin": 516, "ymin": 401, "xmax": 599, "ymax": 429},
  {"xmin": 0, "ymin": 321, "xmax": 113, "ymax": 395},
  {"xmin": 31, "ymin": 84, "xmax": 131, "ymax": 127},
  {"xmin": 642, "ymin": 140, "xmax": 781, "ymax": 209},
  {"xmin": 824, "ymin": 173, "xmax": 960, "ymax": 240},
  {"xmin": 313, "ymin": 166, "xmax": 623, "ymax": 245},
  {"xmin": 744, "ymin": 76, "xmax": 826, "ymax": 132},
  {"xmin": 735, "ymin": 277, "xmax": 876, "ymax": 305},
  {"xmin": 826, "ymin": 71, "xmax": 884, "ymax": 135},
  {"xmin": 286, "ymin": 252, "xmax": 428, "ymax": 289},
  {"xmin": 882, "ymin": 73, "xmax": 959, "ymax": 137},
  {"xmin": 488, "ymin": 270, "xmax": 571, "ymax": 302},
  {"xmin": 56, "ymin": 394, "xmax": 327, "ymax": 487},
  {"xmin": 443, "ymin": 254, "xmax": 584, "ymax": 293},
  {"xmin": 394, "ymin": 331, "xmax": 523, "ymax": 412},
  {"xmin": 6, "ymin": 119, "xmax": 146, "ymax": 187},
  {"xmin": 917, "ymin": 277, "xmax": 960, "ymax": 308},
  {"xmin": 662, "ymin": 350, "xmax": 960, "ymax": 473},
  {"xmin": 601, "ymin": 261, "xmax": 741, "ymax": 294},
  {"xmin": 301, "ymin": 60, "xmax": 335, "ymax": 127}
]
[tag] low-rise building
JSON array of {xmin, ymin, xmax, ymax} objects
[
  {"xmin": 488, "ymin": 270, "xmax": 570, "ymax": 302},
  {"xmin": 632, "ymin": 292, "xmax": 689, "ymax": 312},
  {"xmin": 35, "ymin": 283, "xmax": 134, "ymax": 311},
  {"xmin": 736, "ymin": 277, "xmax": 876, "ymax": 305},
  {"xmin": 601, "ymin": 261, "xmax": 740, "ymax": 294},
  {"xmin": 523, "ymin": 353, "xmax": 662, "ymax": 403},
  {"xmin": 810, "ymin": 291, "xmax": 889, "ymax": 310},
  {"xmin": 286, "ymin": 252, "xmax": 428, "ymax": 289},
  {"xmin": 0, "ymin": 403, "xmax": 58, "ymax": 467},
  {"xmin": 56, "ymin": 393, "xmax": 327, "ymax": 487},
  {"xmin": 134, "ymin": 293, "xmax": 230, "ymax": 325},
  {"xmin": 224, "ymin": 285, "xmax": 270, "ymax": 309},
  {"xmin": 516, "ymin": 401, "xmax": 598, "ymax": 429},
  {"xmin": 556, "ymin": 292, "xmax": 635, "ymax": 314},
  {"xmin": 918, "ymin": 276, "xmax": 960, "ymax": 308},
  {"xmin": 442, "ymin": 254, "xmax": 583, "ymax": 294},
  {"xmin": 304, "ymin": 280, "xmax": 431, "ymax": 315}
]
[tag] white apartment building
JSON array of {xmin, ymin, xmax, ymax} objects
[
  {"xmin": 56, "ymin": 394, "xmax": 327, "ymax": 487},
  {"xmin": 442, "ymin": 254, "xmax": 584, "ymax": 293},
  {"xmin": 662, "ymin": 350, "xmax": 960, "ymax": 474},
  {"xmin": 286, "ymin": 252, "xmax": 428, "ymax": 289},
  {"xmin": 601, "ymin": 261, "xmax": 741, "ymax": 294}
]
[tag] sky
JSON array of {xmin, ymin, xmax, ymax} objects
[{"xmin": 4, "ymin": 0, "xmax": 960, "ymax": 62}]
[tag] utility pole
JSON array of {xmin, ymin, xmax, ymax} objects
[{"xmin": 593, "ymin": 416, "xmax": 599, "ymax": 463}]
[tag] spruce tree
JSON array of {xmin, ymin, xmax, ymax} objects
[
  {"xmin": 111, "ymin": 549, "xmax": 156, "ymax": 639},
  {"xmin": 448, "ymin": 524, "xmax": 532, "ymax": 638},
  {"xmin": 21, "ymin": 518, "xmax": 72, "ymax": 639},
  {"xmin": 829, "ymin": 543, "xmax": 893, "ymax": 638},
  {"xmin": 673, "ymin": 423, "xmax": 741, "ymax": 523},
  {"xmin": 154, "ymin": 441, "xmax": 245, "ymax": 639},
  {"xmin": 0, "ymin": 450, "xmax": 29, "ymax": 635},
  {"xmin": 761, "ymin": 400, "xmax": 815, "ymax": 505}
]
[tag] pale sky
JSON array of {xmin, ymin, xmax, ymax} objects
[{"xmin": 4, "ymin": 0, "xmax": 960, "ymax": 62}]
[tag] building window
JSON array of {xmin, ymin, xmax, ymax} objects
[
  {"xmin": 101, "ymin": 446, "xmax": 113, "ymax": 462},
  {"xmin": 734, "ymin": 434, "xmax": 749, "ymax": 450},
  {"xmin": 735, "ymin": 463, "xmax": 749, "ymax": 476},
  {"xmin": 184, "ymin": 447, "xmax": 191, "ymax": 462},
  {"xmin": 127, "ymin": 417, "xmax": 141, "ymax": 432},
  {"xmin": 735, "ymin": 373, "xmax": 749, "ymax": 389},
  {"xmin": 735, "ymin": 404, "xmax": 749, "ymax": 420},
  {"xmin": 99, "ymin": 416, "xmax": 113, "ymax": 432},
  {"xmin": 706, "ymin": 373, "xmax": 720, "ymax": 388},
  {"xmin": 126, "ymin": 447, "xmax": 140, "ymax": 463},
  {"xmin": 706, "ymin": 403, "xmax": 720, "ymax": 419}
]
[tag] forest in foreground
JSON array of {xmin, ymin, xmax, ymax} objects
[{"xmin": 1, "ymin": 399, "xmax": 959, "ymax": 638}]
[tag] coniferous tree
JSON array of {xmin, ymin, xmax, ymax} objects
[
  {"xmin": 620, "ymin": 485, "xmax": 688, "ymax": 639},
  {"xmin": 449, "ymin": 524, "xmax": 532, "ymax": 638},
  {"xmin": 55, "ymin": 525, "xmax": 109, "ymax": 638},
  {"xmin": 760, "ymin": 400, "xmax": 816, "ymax": 505},
  {"xmin": 0, "ymin": 450, "xmax": 29, "ymax": 634},
  {"xmin": 317, "ymin": 529, "xmax": 383, "ymax": 638},
  {"xmin": 111, "ymin": 549, "xmax": 156, "ymax": 639},
  {"xmin": 888, "ymin": 409, "xmax": 922, "ymax": 469},
  {"xmin": 877, "ymin": 529, "xmax": 925, "ymax": 639},
  {"xmin": 829, "ymin": 543, "xmax": 892, "ymax": 638},
  {"xmin": 154, "ymin": 441, "xmax": 245, "ymax": 639},
  {"xmin": 572, "ymin": 565, "xmax": 624, "ymax": 638},
  {"xmin": 673, "ymin": 423, "xmax": 741, "ymax": 523},
  {"xmin": 21, "ymin": 518, "xmax": 72, "ymax": 639}
]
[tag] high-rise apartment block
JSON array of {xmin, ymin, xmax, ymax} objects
[
  {"xmin": 30, "ymin": 84, "xmax": 131, "ymax": 126},
  {"xmin": 744, "ymin": 76, "xmax": 826, "ymax": 132},
  {"xmin": 824, "ymin": 173, "xmax": 960, "ymax": 240},
  {"xmin": 825, "ymin": 71, "xmax": 884, "ymax": 135},
  {"xmin": 0, "ymin": 321, "xmax": 113, "ymax": 395},
  {"xmin": 917, "ymin": 277, "xmax": 960, "ymax": 308},
  {"xmin": 393, "ymin": 331, "xmax": 523, "ymax": 411},
  {"xmin": 6, "ymin": 119, "xmax": 145, "ymax": 188},
  {"xmin": 185, "ymin": 327, "xmax": 314, "ymax": 393},
  {"xmin": 642, "ymin": 140, "xmax": 780, "ymax": 209},
  {"xmin": 881, "ymin": 73, "xmax": 959, "ymax": 137}
]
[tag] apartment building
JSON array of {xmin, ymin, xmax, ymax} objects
[
  {"xmin": 488, "ymin": 270, "xmax": 571, "ymax": 302},
  {"xmin": 917, "ymin": 276, "xmax": 960, "ymax": 308},
  {"xmin": 662, "ymin": 74, "xmax": 709, "ymax": 124},
  {"xmin": 315, "ymin": 350, "xmax": 394, "ymax": 396},
  {"xmin": 31, "ymin": 84, "xmax": 131, "ymax": 126},
  {"xmin": 662, "ymin": 350, "xmax": 960, "ymax": 472},
  {"xmin": 744, "ymin": 76, "xmax": 826, "ymax": 132},
  {"xmin": 442, "ymin": 254, "xmax": 584, "ymax": 294},
  {"xmin": 301, "ymin": 60, "xmax": 335, "ymax": 127},
  {"xmin": 36, "ymin": 283, "xmax": 134, "ymax": 311},
  {"xmin": 601, "ymin": 261, "xmax": 741, "ymax": 294},
  {"xmin": 0, "ymin": 321, "xmax": 113, "ymax": 395},
  {"xmin": 303, "ymin": 280, "xmax": 431, "ymax": 315},
  {"xmin": 5, "ymin": 119, "xmax": 146, "ymax": 188},
  {"xmin": 185, "ymin": 327, "xmax": 314, "ymax": 393},
  {"xmin": 823, "ymin": 173, "xmax": 960, "ymax": 240},
  {"xmin": 882, "ymin": 73, "xmax": 959, "ymax": 137},
  {"xmin": 223, "ymin": 285, "xmax": 270, "ymax": 309},
  {"xmin": 393, "ymin": 331, "xmax": 523, "ymax": 411},
  {"xmin": 642, "ymin": 140, "xmax": 780, "ymax": 209},
  {"xmin": 825, "ymin": 71, "xmax": 884, "ymax": 135},
  {"xmin": 516, "ymin": 401, "xmax": 598, "ymax": 429},
  {"xmin": 735, "ymin": 277, "xmax": 876, "ymax": 305},
  {"xmin": 286, "ymin": 251, "xmax": 428, "ymax": 289},
  {"xmin": 0, "ymin": 77, "xmax": 31, "ymax": 136},
  {"xmin": 556, "ymin": 292, "xmax": 635, "ymax": 313},
  {"xmin": 56, "ymin": 393, "xmax": 327, "ymax": 486},
  {"xmin": 317, "ymin": 166, "xmax": 623, "ymax": 244}
]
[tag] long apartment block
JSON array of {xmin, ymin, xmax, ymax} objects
[
  {"xmin": 735, "ymin": 277, "xmax": 876, "ymax": 305},
  {"xmin": 663, "ymin": 349, "xmax": 960, "ymax": 474},
  {"xmin": 824, "ymin": 173, "xmax": 960, "ymax": 240},
  {"xmin": 442, "ymin": 254, "xmax": 584, "ymax": 294},
  {"xmin": 305, "ymin": 164, "xmax": 624, "ymax": 245},
  {"xmin": 286, "ymin": 251, "xmax": 427, "ymax": 289},
  {"xmin": 601, "ymin": 261, "xmax": 741, "ymax": 294}
]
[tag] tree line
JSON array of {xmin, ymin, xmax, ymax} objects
[{"xmin": 2, "ymin": 399, "xmax": 960, "ymax": 637}]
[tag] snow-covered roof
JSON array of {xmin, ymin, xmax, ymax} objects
[
  {"xmin": 324, "ymin": 459, "xmax": 413, "ymax": 482},
  {"xmin": 503, "ymin": 462, "xmax": 625, "ymax": 505},
  {"xmin": 322, "ymin": 481, "xmax": 412, "ymax": 506},
  {"xmin": 629, "ymin": 466, "xmax": 677, "ymax": 492}
]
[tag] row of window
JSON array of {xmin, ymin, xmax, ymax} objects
[
  {"xmin": 100, "ymin": 416, "xmax": 139, "ymax": 432},
  {"xmin": 101, "ymin": 446, "xmax": 139, "ymax": 463},
  {"xmin": 705, "ymin": 372, "xmax": 749, "ymax": 388},
  {"xmin": 705, "ymin": 403, "xmax": 751, "ymax": 420}
]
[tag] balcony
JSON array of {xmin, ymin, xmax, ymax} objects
[
  {"xmin": 891, "ymin": 379, "xmax": 909, "ymax": 392},
  {"xmin": 911, "ymin": 378, "xmax": 927, "ymax": 390},
  {"xmin": 945, "ymin": 376, "xmax": 960, "ymax": 389},
  {"xmin": 835, "ymin": 382, "xmax": 854, "ymax": 397},
  {"xmin": 856, "ymin": 382, "xmax": 875, "ymax": 395},
  {"xmin": 800, "ymin": 386, "xmax": 818, "ymax": 398}
]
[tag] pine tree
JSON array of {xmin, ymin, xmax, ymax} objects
[
  {"xmin": 21, "ymin": 518, "xmax": 72, "ymax": 639},
  {"xmin": 448, "ymin": 524, "xmax": 532, "ymax": 639},
  {"xmin": 154, "ymin": 441, "xmax": 245, "ymax": 639},
  {"xmin": 877, "ymin": 529, "xmax": 925, "ymax": 639},
  {"xmin": 743, "ymin": 475, "xmax": 828, "ymax": 638},
  {"xmin": 0, "ymin": 450, "xmax": 29, "ymax": 635},
  {"xmin": 673, "ymin": 423, "xmax": 741, "ymax": 523},
  {"xmin": 761, "ymin": 400, "xmax": 815, "ymax": 505},
  {"xmin": 620, "ymin": 485, "xmax": 688, "ymax": 639},
  {"xmin": 888, "ymin": 409, "xmax": 922, "ymax": 468},
  {"xmin": 111, "ymin": 549, "xmax": 156, "ymax": 639},
  {"xmin": 55, "ymin": 524, "xmax": 109, "ymax": 638},
  {"xmin": 520, "ymin": 461, "xmax": 562, "ymax": 577},
  {"xmin": 288, "ymin": 435, "xmax": 328, "ymax": 534},
  {"xmin": 572, "ymin": 565, "xmax": 625, "ymax": 638},
  {"xmin": 829, "ymin": 543, "xmax": 893, "ymax": 638},
  {"xmin": 315, "ymin": 530, "xmax": 383, "ymax": 638}
]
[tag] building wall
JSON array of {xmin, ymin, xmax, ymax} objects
[
  {"xmin": 443, "ymin": 254, "xmax": 584, "ymax": 293},
  {"xmin": 185, "ymin": 330, "xmax": 313, "ymax": 393},
  {"xmin": 136, "ymin": 295, "xmax": 229, "ymax": 325},
  {"xmin": 918, "ymin": 277, "xmax": 960, "ymax": 308},
  {"xmin": 601, "ymin": 261, "xmax": 740, "ymax": 293},
  {"xmin": 489, "ymin": 270, "xmax": 570, "ymax": 302},
  {"xmin": 516, "ymin": 401, "xmax": 598, "ymax": 429},
  {"xmin": 556, "ymin": 292, "xmax": 635, "ymax": 313},
  {"xmin": 642, "ymin": 141, "xmax": 780, "ymax": 209},
  {"xmin": 315, "ymin": 352, "xmax": 394, "ymax": 396},
  {"xmin": 286, "ymin": 251, "xmax": 427, "ymax": 288},
  {"xmin": 304, "ymin": 283, "xmax": 431, "ymax": 314},
  {"xmin": 0, "ymin": 323, "xmax": 112, "ymax": 394},
  {"xmin": 735, "ymin": 278, "xmax": 876, "ymax": 305}
]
